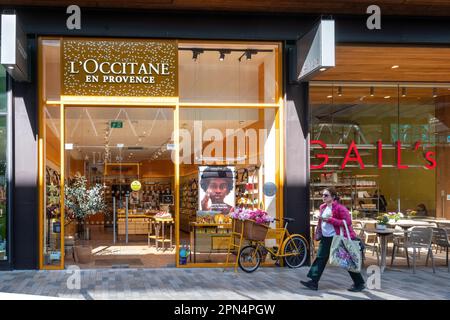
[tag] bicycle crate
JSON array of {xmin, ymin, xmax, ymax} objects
[{"xmin": 233, "ymin": 219, "xmax": 269, "ymax": 241}]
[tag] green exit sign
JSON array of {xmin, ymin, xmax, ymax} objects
[{"xmin": 110, "ymin": 121, "xmax": 123, "ymax": 129}]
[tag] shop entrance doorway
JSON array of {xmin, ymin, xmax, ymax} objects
[{"xmin": 62, "ymin": 106, "xmax": 176, "ymax": 268}]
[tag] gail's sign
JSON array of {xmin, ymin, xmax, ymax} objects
[
  {"xmin": 311, "ymin": 140, "xmax": 437, "ymax": 170},
  {"xmin": 62, "ymin": 39, "xmax": 178, "ymax": 97}
]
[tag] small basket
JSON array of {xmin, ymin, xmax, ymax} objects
[{"xmin": 233, "ymin": 219, "xmax": 269, "ymax": 241}]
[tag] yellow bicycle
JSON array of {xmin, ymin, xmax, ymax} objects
[{"xmin": 238, "ymin": 217, "xmax": 309, "ymax": 272}]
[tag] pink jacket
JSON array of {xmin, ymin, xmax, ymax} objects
[{"xmin": 315, "ymin": 201, "xmax": 357, "ymax": 240}]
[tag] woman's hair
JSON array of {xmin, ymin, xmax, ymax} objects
[{"xmin": 323, "ymin": 187, "xmax": 340, "ymax": 202}]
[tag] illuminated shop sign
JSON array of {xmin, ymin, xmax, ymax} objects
[
  {"xmin": 311, "ymin": 140, "xmax": 437, "ymax": 170},
  {"xmin": 62, "ymin": 39, "xmax": 178, "ymax": 97}
]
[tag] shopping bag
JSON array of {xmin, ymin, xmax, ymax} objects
[{"xmin": 328, "ymin": 220, "xmax": 362, "ymax": 272}]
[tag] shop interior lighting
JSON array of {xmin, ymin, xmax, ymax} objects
[
  {"xmin": 337, "ymin": 86, "xmax": 342, "ymax": 96},
  {"xmin": 192, "ymin": 48, "xmax": 204, "ymax": 61},
  {"xmin": 401, "ymin": 87, "xmax": 407, "ymax": 97},
  {"xmin": 370, "ymin": 87, "xmax": 374, "ymax": 96},
  {"xmin": 180, "ymin": 48, "xmax": 271, "ymax": 62},
  {"xmin": 433, "ymin": 87, "xmax": 438, "ymax": 98},
  {"xmin": 391, "ymin": 65, "xmax": 399, "ymax": 69},
  {"xmin": 219, "ymin": 51, "xmax": 225, "ymax": 61}
]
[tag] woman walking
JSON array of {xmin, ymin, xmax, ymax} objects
[{"xmin": 301, "ymin": 187, "xmax": 365, "ymax": 292}]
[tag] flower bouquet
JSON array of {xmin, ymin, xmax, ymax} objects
[{"xmin": 230, "ymin": 208, "xmax": 274, "ymax": 241}]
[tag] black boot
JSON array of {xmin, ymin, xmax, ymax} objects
[
  {"xmin": 348, "ymin": 283, "xmax": 365, "ymax": 292},
  {"xmin": 300, "ymin": 280, "xmax": 318, "ymax": 291}
]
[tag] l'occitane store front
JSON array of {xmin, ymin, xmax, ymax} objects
[{"xmin": 38, "ymin": 37, "xmax": 283, "ymax": 270}]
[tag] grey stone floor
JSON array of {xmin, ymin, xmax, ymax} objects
[{"xmin": 0, "ymin": 264, "xmax": 449, "ymax": 300}]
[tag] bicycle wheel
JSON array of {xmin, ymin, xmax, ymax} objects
[
  {"xmin": 283, "ymin": 235, "xmax": 308, "ymax": 268},
  {"xmin": 238, "ymin": 245, "xmax": 261, "ymax": 273}
]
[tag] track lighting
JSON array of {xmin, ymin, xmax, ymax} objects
[
  {"xmin": 219, "ymin": 51, "xmax": 225, "ymax": 61},
  {"xmin": 337, "ymin": 86, "xmax": 342, "ymax": 96},
  {"xmin": 370, "ymin": 87, "xmax": 374, "ymax": 97},
  {"xmin": 192, "ymin": 49, "xmax": 204, "ymax": 61},
  {"xmin": 433, "ymin": 87, "xmax": 438, "ymax": 98},
  {"xmin": 402, "ymin": 87, "xmax": 407, "ymax": 97}
]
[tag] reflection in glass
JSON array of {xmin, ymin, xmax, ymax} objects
[{"xmin": 44, "ymin": 105, "xmax": 62, "ymax": 266}]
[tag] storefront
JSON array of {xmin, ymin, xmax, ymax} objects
[
  {"xmin": 37, "ymin": 37, "xmax": 283, "ymax": 269},
  {"xmin": 2, "ymin": 5, "xmax": 450, "ymax": 270}
]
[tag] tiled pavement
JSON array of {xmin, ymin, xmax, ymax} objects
[{"xmin": 0, "ymin": 265, "xmax": 449, "ymax": 300}]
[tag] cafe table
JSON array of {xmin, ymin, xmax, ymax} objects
[
  {"xmin": 364, "ymin": 227, "xmax": 396, "ymax": 273},
  {"xmin": 389, "ymin": 219, "xmax": 433, "ymax": 231}
]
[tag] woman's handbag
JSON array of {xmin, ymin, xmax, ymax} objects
[{"xmin": 328, "ymin": 220, "xmax": 362, "ymax": 272}]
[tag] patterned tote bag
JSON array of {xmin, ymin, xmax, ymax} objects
[{"xmin": 328, "ymin": 220, "xmax": 362, "ymax": 272}]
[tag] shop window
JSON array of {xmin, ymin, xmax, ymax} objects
[
  {"xmin": 0, "ymin": 66, "xmax": 8, "ymax": 261},
  {"xmin": 310, "ymin": 84, "xmax": 447, "ymax": 219},
  {"xmin": 178, "ymin": 43, "xmax": 278, "ymax": 103},
  {"xmin": 43, "ymin": 105, "xmax": 62, "ymax": 266},
  {"xmin": 178, "ymin": 107, "xmax": 278, "ymax": 265}
]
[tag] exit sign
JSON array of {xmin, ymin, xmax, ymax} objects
[{"xmin": 110, "ymin": 121, "xmax": 123, "ymax": 129}]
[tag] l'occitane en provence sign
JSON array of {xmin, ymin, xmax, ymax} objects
[{"xmin": 62, "ymin": 39, "xmax": 177, "ymax": 97}]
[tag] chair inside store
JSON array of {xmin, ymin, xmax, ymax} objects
[{"xmin": 62, "ymin": 107, "xmax": 177, "ymax": 269}]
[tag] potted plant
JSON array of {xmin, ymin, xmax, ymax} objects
[
  {"xmin": 387, "ymin": 211, "xmax": 403, "ymax": 223},
  {"xmin": 376, "ymin": 214, "xmax": 389, "ymax": 230},
  {"xmin": 65, "ymin": 174, "xmax": 107, "ymax": 240}
]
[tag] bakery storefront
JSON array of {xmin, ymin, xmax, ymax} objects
[
  {"xmin": 309, "ymin": 44, "xmax": 450, "ymax": 221},
  {"xmin": 39, "ymin": 37, "xmax": 283, "ymax": 269}
]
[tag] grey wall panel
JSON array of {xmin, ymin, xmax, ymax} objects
[{"xmin": 12, "ymin": 39, "xmax": 38, "ymax": 270}]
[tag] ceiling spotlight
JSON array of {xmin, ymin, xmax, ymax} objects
[
  {"xmin": 219, "ymin": 51, "xmax": 225, "ymax": 61},
  {"xmin": 391, "ymin": 65, "xmax": 399, "ymax": 69},
  {"xmin": 327, "ymin": 95, "xmax": 332, "ymax": 99},
  {"xmin": 384, "ymin": 96, "xmax": 391, "ymax": 99},
  {"xmin": 433, "ymin": 87, "xmax": 438, "ymax": 98},
  {"xmin": 245, "ymin": 50, "xmax": 253, "ymax": 60},
  {"xmin": 319, "ymin": 67, "xmax": 326, "ymax": 72},
  {"xmin": 401, "ymin": 87, "xmax": 407, "ymax": 97},
  {"xmin": 7, "ymin": 66, "xmax": 14, "ymax": 70},
  {"xmin": 337, "ymin": 86, "xmax": 342, "ymax": 96},
  {"xmin": 192, "ymin": 49, "xmax": 204, "ymax": 61},
  {"xmin": 370, "ymin": 87, "xmax": 374, "ymax": 97}
]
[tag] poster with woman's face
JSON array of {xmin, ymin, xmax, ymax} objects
[{"xmin": 199, "ymin": 166, "xmax": 235, "ymax": 215}]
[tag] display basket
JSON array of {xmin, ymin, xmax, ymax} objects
[{"xmin": 233, "ymin": 219, "xmax": 269, "ymax": 241}]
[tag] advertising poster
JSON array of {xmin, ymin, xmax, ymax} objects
[{"xmin": 198, "ymin": 166, "xmax": 235, "ymax": 216}]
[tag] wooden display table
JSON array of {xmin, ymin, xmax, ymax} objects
[
  {"xmin": 189, "ymin": 222, "xmax": 232, "ymax": 263},
  {"xmin": 117, "ymin": 214, "xmax": 153, "ymax": 235},
  {"xmin": 148, "ymin": 217, "xmax": 174, "ymax": 251}
]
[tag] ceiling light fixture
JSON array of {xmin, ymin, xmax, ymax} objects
[
  {"xmin": 391, "ymin": 65, "xmax": 399, "ymax": 69},
  {"xmin": 401, "ymin": 87, "xmax": 407, "ymax": 97},
  {"xmin": 370, "ymin": 87, "xmax": 374, "ymax": 97},
  {"xmin": 219, "ymin": 51, "xmax": 225, "ymax": 61},
  {"xmin": 384, "ymin": 96, "xmax": 391, "ymax": 99},
  {"xmin": 337, "ymin": 86, "xmax": 342, "ymax": 96},
  {"xmin": 192, "ymin": 48, "xmax": 204, "ymax": 61},
  {"xmin": 319, "ymin": 67, "xmax": 326, "ymax": 72},
  {"xmin": 432, "ymin": 87, "xmax": 438, "ymax": 98}
]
